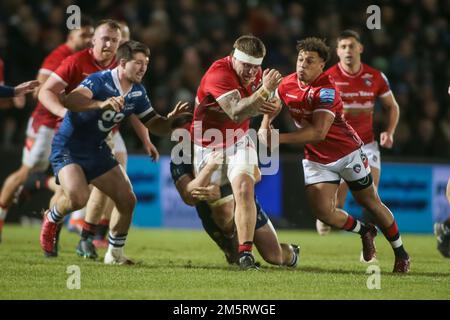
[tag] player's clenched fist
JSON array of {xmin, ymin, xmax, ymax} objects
[{"xmin": 262, "ymin": 68, "xmax": 283, "ymax": 93}]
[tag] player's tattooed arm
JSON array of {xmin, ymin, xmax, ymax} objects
[
  {"xmin": 217, "ymin": 90, "xmax": 268, "ymax": 123},
  {"xmin": 217, "ymin": 69, "xmax": 282, "ymax": 123}
]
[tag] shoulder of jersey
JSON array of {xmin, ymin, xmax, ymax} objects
[
  {"xmin": 324, "ymin": 63, "xmax": 340, "ymax": 76},
  {"xmin": 361, "ymin": 63, "xmax": 382, "ymax": 76},
  {"xmin": 209, "ymin": 57, "xmax": 231, "ymax": 72},
  {"xmin": 314, "ymin": 72, "xmax": 334, "ymax": 88},
  {"xmin": 280, "ymin": 72, "xmax": 297, "ymax": 85},
  {"xmin": 64, "ymin": 48, "xmax": 90, "ymax": 63}
]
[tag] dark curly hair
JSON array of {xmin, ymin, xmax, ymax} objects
[{"xmin": 296, "ymin": 37, "xmax": 330, "ymax": 62}]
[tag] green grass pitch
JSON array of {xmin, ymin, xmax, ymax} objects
[{"xmin": 0, "ymin": 225, "xmax": 449, "ymax": 299}]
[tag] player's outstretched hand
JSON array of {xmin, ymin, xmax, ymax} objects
[
  {"xmin": 14, "ymin": 80, "xmax": 40, "ymax": 96},
  {"xmin": 99, "ymin": 96, "xmax": 124, "ymax": 112},
  {"xmin": 380, "ymin": 131, "xmax": 394, "ymax": 148},
  {"xmin": 262, "ymin": 68, "xmax": 283, "ymax": 93},
  {"xmin": 168, "ymin": 101, "xmax": 191, "ymax": 119},
  {"xmin": 144, "ymin": 141, "xmax": 160, "ymax": 162}
]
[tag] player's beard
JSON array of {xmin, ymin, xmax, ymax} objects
[{"xmin": 101, "ymin": 49, "xmax": 114, "ymax": 61}]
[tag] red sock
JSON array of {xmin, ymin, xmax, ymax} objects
[
  {"xmin": 238, "ymin": 241, "xmax": 253, "ymax": 253},
  {"xmin": 342, "ymin": 215, "xmax": 356, "ymax": 231},
  {"xmin": 382, "ymin": 221, "xmax": 399, "ymax": 241},
  {"xmin": 99, "ymin": 219, "xmax": 109, "ymax": 226},
  {"xmin": 81, "ymin": 221, "xmax": 97, "ymax": 240}
]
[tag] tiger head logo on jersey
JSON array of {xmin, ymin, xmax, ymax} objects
[{"xmin": 364, "ymin": 79, "xmax": 373, "ymax": 87}]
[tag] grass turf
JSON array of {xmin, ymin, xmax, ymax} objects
[{"xmin": 0, "ymin": 225, "xmax": 448, "ymax": 299}]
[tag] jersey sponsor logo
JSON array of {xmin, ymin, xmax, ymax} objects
[
  {"xmin": 104, "ymin": 83, "xmax": 117, "ymax": 93},
  {"xmin": 360, "ymin": 151, "xmax": 369, "ymax": 168},
  {"xmin": 286, "ymin": 93, "xmax": 298, "ymax": 99},
  {"xmin": 364, "ymin": 79, "xmax": 373, "ymax": 87},
  {"xmin": 123, "ymin": 103, "xmax": 134, "ymax": 111},
  {"xmin": 319, "ymin": 88, "xmax": 335, "ymax": 105},
  {"xmin": 340, "ymin": 91, "xmax": 374, "ymax": 98},
  {"xmin": 353, "ymin": 163, "xmax": 361, "ymax": 173},
  {"xmin": 128, "ymin": 91, "xmax": 143, "ymax": 98},
  {"xmin": 359, "ymin": 91, "xmax": 374, "ymax": 97},
  {"xmin": 290, "ymin": 108, "xmax": 302, "ymax": 114}
]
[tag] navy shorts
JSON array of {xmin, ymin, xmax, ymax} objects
[{"xmin": 50, "ymin": 139, "xmax": 118, "ymax": 184}]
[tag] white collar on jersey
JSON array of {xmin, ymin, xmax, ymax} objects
[{"xmin": 111, "ymin": 67, "xmax": 133, "ymax": 97}]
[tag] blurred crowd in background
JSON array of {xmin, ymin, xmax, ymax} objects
[{"xmin": 0, "ymin": 0, "xmax": 449, "ymax": 160}]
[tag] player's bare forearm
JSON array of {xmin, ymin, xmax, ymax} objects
[
  {"xmin": 380, "ymin": 93, "xmax": 400, "ymax": 135},
  {"xmin": 280, "ymin": 111, "xmax": 333, "ymax": 145},
  {"xmin": 260, "ymin": 114, "xmax": 272, "ymax": 130},
  {"xmin": 175, "ymin": 175, "xmax": 197, "ymax": 206},
  {"xmin": 129, "ymin": 114, "xmax": 151, "ymax": 144},
  {"xmin": 218, "ymin": 90, "xmax": 267, "ymax": 123},
  {"xmin": 186, "ymin": 164, "xmax": 217, "ymax": 194},
  {"xmin": 39, "ymin": 88, "xmax": 67, "ymax": 118},
  {"xmin": 64, "ymin": 90, "xmax": 100, "ymax": 112},
  {"xmin": 38, "ymin": 77, "xmax": 68, "ymax": 118},
  {"xmin": 33, "ymin": 73, "xmax": 49, "ymax": 100},
  {"xmin": 279, "ymin": 126, "xmax": 324, "ymax": 145},
  {"xmin": 387, "ymin": 102, "xmax": 400, "ymax": 135},
  {"xmin": 144, "ymin": 116, "xmax": 173, "ymax": 136}
]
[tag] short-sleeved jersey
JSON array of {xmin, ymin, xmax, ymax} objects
[
  {"xmin": 54, "ymin": 68, "xmax": 156, "ymax": 150},
  {"xmin": 190, "ymin": 56, "xmax": 262, "ymax": 148},
  {"xmin": 277, "ymin": 72, "xmax": 362, "ymax": 164},
  {"xmin": 325, "ymin": 63, "xmax": 391, "ymax": 144},
  {"xmin": 31, "ymin": 44, "xmax": 74, "ymax": 129},
  {"xmin": 52, "ymin": 48, "xmax": 117, "ymax": 94},
  {"xmin": 0, "ymin": 57, "xmax": 4, "ymax": 85}
]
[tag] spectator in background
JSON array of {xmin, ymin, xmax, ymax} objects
[{"xmin": 0, "ymin": 0, "xmax": 448, "ymax": 161}]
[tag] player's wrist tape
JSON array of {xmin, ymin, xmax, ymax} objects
[
  {"xmin": 257, "ymin": 85, "xmax": 271, "ymax": 100},
  {"xmin": 233, "ymin": 48, "xmax": 263, "ymax": 65}
]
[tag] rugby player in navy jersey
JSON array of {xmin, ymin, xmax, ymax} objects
[{"xmin": 39, "ymin": 40, "xmax": 189, "ymax": 264}]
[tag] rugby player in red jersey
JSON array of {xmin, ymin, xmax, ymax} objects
[
  {"xmin": 190, "ymin": 35, "xmax": 282, "ymax": 269},
  {"xmin": 262, "ymin": 37, "xmax": 410, "ymax": 273},
  {"xmin": 316, "ymin": 30, "xmax": 400, "ymax": 237}
]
